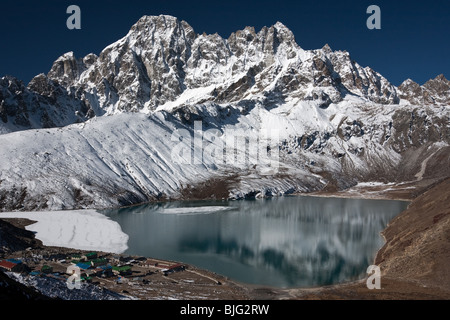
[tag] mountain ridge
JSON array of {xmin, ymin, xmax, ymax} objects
[{"xmin": 2, "ymin": 14, "xmax": 440, "ymax": 133}]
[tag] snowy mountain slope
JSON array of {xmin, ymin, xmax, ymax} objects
[
  {"xmin": 0, "ymin": 14, "xmax": 449, "ymax": 211},
  {"xmin": 0, "ymin": 97, "xmax": 448, "ymax": 211},
  {"xmin": 0, "ymin": 104, "xmax": 320, "ymax": 211}
]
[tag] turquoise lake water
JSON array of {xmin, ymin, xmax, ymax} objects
[{"xmin": 101, "ymin": 195, "xmax": 408, "ymax": 288}]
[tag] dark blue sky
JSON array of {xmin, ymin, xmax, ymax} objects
[{"xmin": 0, "ymin": 0, "xmax": 449, "ymax": 86}]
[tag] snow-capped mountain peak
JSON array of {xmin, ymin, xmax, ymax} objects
[
  {"xmin": 45, "ymin": 15, "xmax": 403, "ymax": 114},
  {"xmin": 2, "ymin": 14, "xmax": 426, "ymax": 133},
  {"xmin": 2, "ymin": 14, "xmax": 448, "ymax": 135},
  {"xmin": 398, "ymin": 74, "xmax": 450, "ymax": 106}
]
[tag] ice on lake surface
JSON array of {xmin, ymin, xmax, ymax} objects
[{"xmin": 156, "ymin": 206, "xmax": 236, "ymax": 215}]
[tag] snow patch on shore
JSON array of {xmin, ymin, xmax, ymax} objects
[{"xmin": 0, "ymin": 210, "xmax": 129, "ymax": 254}]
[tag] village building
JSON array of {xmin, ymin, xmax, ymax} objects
[
  {"xmin": 90, "ymin": 258, "xmax": 108, "ymax": 268},
  {"xmin": 41, "ymin": 265, "xmax": 53, "ymax": 274},
  {"xmin": 47, "ymin": 253, "xmax": 67, "ymax": 262},
  {"xmin": 99, "ymin": 265, "xmax": 114, "ymax": 278},
  {"xmin": 112, "ymin": 265, "xmax": 132, "ymax": 276},
  {"xmin": 110, "ymin": 255, "xmax": 122, "ymax": 264},
  {"xmin": 76, "ymin": 262, "xmax": 92, "ymax": 270},
  {"xmin": 84, "ymin": 269, "xmax": 96, "ymax": 277},
  {"xmin": 6, "ymin": 258, "xmax": 22, "ymax": 265},
  {"xmin": 93, "ymin": 267, "xmax": 104, "ymax": 277},
  {"xmin": 82, "ymin": 252, "xmax": 98, "ymax": 261},
  {"xmin": 119, "ymin": 256, "xmax": 133, "ymax": 263},
  {"xmin": 142, "ymin": 259, "xmax": 156, "ymax": 268},
  {"xmin": 0, "ymin": 259, "xmax": 30, "ymax": 273},
  {"xmin": 134, "ymin": 257, "xmax": 147, "ymax": 262},
  {"xmin": 0, "ymin": 260, "xmax": 21, "ymax": 272},
  {"xmin": 81, "ymin": 274, "xmax": 93, "ymax": 283},
  {"xmin": 70, "ymin": 254, "xmax": 82, "ymax": 262},
  {"xmin": 162, "ymin": 264, "xmax": 186, "ymax": 276}
]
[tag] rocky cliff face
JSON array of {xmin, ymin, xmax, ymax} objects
[
  {"xmin": 398, "ymin": 74, "xmax": 450, "ymax": 106},
  {"xmin": 0, "ymin": 15, "xmax": 448, "ymax": 211},
  {"xmin": 0, "ymin": 73, "xmax": 99, "ymax": 134}
]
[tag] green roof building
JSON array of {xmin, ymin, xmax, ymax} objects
[
  {"xmin": 112, "ymin": 265, "xmax": 132, "ymax": 276},
  {"xmin": 41, "ymin": 265, "xmax": 53, "ymax": 274},
  {"xmin": 90, "ymin": 258, "xmax": 108, "ymax": 267}
]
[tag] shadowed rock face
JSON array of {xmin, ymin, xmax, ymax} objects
[
  {"xmin": 0, "ymin": 74, "xmax": 97, "ymax": 133},
  {"xmin": 0, "ymin": 219, "xmax": 42, "ymax": 254}
]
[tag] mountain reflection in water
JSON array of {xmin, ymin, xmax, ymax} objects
[{"xmin": 102, "ymin": 196, "xmax": 408, "ymax": 288}]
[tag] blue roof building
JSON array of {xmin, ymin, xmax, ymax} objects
[
  {"xmin": 76, "ymin": 262, "xmax": 92, "ymax": 270},
  {"xmin": 99, "ymin": 265, "xmax": 112, "ymax": 270},
  {"xmin": 7, "ymin": 258, "xmax": 22, "ymax": 265}
]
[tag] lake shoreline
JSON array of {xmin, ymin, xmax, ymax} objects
[{"xmin": 1, "ymin": 177, "xmax": 450, "ymax": 300}]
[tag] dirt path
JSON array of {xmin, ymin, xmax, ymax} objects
[{"xmin": 415, "ymin": 150, "xmax": 437, "ymax": 180}]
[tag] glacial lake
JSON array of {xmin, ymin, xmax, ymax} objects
[{"xmin": 101, "ymin": 196, "xmax": 408, "ymax": 288}]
